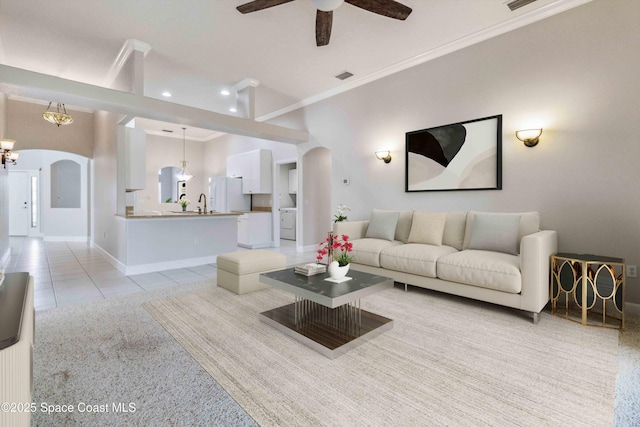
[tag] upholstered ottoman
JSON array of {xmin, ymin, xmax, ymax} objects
[{"xmin": 216, "ymin": 250, "xmax": 286, "ymax": 294}]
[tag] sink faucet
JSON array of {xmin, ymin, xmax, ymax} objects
[{"xmin": 198, "ymin": 193, "xmax": 207, "ymax": 214}]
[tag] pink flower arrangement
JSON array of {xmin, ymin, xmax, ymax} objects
[{"xmin": 317, "ymin": 234, "xmax": 353, "ymax": 267}]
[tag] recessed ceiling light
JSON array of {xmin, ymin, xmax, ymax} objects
[
  {"xmin": 220, "ymin": 89, "xmax": 230, "ymax": 96},
  {"xmin": 162, "ymin": 91, "xmax": 172, "ymax": 97},
  {"xmin": 229, "ymin": 107, "xmax": 237, "ymax": 113}
]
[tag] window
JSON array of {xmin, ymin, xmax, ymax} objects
[{"xmin": 31, "ymin": 176, "xmax": 38, "ymax": 228}]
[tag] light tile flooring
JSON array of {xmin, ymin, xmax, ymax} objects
[{"xmin": 4, "ymin": 237, "xmax": 314, "ymax": 311}]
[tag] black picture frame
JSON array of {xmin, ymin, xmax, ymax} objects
[{"xmin": 405, "ymin": 114, "xmax": 502, "ymax": 192}]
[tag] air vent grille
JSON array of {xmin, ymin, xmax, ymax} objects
[
  {"xmin": 162, "ymin": 129, "xmax": 174, "ymax": 133},
  {"xmin": 335, "ymin": 71, "xmax": 354, "ymax": 81},
  {"xmin": 507, "ymin": 0, "xmax": 537, "ymax": 11}
]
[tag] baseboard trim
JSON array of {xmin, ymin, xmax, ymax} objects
[
  {"xmin": 298, "ymin": 244, "xmax": 317, "ymax": 253},
  {"xmin": 90, "ymin": 242, "xmax": 219, "ymax": 276},
  {"xmin": 626, "ymin": 302, "xmax": 640, "ymax": 316},
  {"xmin": 121, "ymin": 256, "xmax": 219, "ymax": 276}
]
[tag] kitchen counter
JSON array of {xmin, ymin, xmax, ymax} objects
[
  {"xmin": 113, "ymin": 214, "xmax": 239, "ymax": 275},
  {"xmin": 119, "ymin": 212, "xmax": 241, "ymax": 219}
]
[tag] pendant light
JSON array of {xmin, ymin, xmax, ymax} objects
[
  {"xmin": 176, "ymin": 127, "xmax": 193, "ymax": 181},
  {"xmin": 42, "ymin": 102, "xmax": 74, "ymax": 126}
]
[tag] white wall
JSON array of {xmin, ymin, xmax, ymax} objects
[
  {"xmin": 14, "ymin": 150, "xmax": 90, "ymax": 240},
  {"xmin": 205, "ymin": 0, "xmax": 640, "ymax": 304},
  {"xmin": 135, "ymin": 133, "xmax": 206, "ymax": 213},
  {"xmin": 285, "ymin": 0, "xmax": 640, "ymax": 303},
  {"xmin": 7, "ymin": 99, "xmax": 94, "ymax": 158}
]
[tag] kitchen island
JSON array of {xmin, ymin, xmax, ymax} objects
[{"xmin": 113, "ymin": 212, "xmax": 241, "ymax": 275}]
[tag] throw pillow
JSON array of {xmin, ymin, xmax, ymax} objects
[
  {"xmin": 468, "ymin": 213, "xmax": 521, "ymax": 255},
  {"xmin": 407, "ymin": 211, "xmax": 447, "ymax": 246},
  {"xmin": 365, "ymin": 209, "xmax": 399, "ymax": 241}
]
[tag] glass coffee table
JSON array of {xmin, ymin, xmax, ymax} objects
[{"xmin": 259, "ymin": 268, "xmax": 394, "ymax": 359}]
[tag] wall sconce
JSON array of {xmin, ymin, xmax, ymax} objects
[
  {"xmin": 0, "ymin": 139, "xmax": 19, "ymax": 168},
  {"xmin": 375, "ymin": 150, "xmax": 392, "ymax": 163},
  {"xmin": 515, "ymin": 128, "xmax": 543, "ymax": 147}
]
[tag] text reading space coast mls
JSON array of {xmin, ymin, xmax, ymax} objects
[{"xmin": 1, "ymin": 402, "xmax": 137, "ymax": 414}]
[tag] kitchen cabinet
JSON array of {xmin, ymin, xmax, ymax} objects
[
  {"xmin": 280, "ymin": 209, "xmax": 296, "ymax": 240},
  {"xmin": 237, "ymin": 212, "xmax": 272, "ymax": 248},
  {"xmin": 226, "ymin": 149, "xmax": 272, "ymax": 194},
  {"xmin": 288, "ymin": 169, "xmax": 297, "ymax": 194},
  {"xmin": 226, "ymin": 153, "xmax": 243, "ymax": 178}
]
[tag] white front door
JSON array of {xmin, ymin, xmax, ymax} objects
[{"xmin": 9, "ymin": 171, "xmax": 30, "ymax": 236}]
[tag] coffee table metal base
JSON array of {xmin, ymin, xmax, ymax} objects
[{"xmin": 260, "ymin": 300, "xmax": 393, "ymax": 359}]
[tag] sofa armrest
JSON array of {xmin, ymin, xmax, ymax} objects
[
  {"xmin": 333, "ymin": 221, "xmax": 369, "ymax": 240},
  {"xmin": 520, "ymin": 230, "xmax": 558, "ymax": 313}
]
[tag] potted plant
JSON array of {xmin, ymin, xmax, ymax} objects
[
  {"xmin": 333, "ymin": 204, "xmax": 351, "ymax": 223},
  {"xmin": 317, "ymin": 234, "xmax": 353, "ymax": 279},
  {"xmin": 179, "ymin": 198, "xmax": 190, "ymax": 212}
]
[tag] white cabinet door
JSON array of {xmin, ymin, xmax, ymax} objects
[
  {"xmin": 238, "ymin": 212, "xmax": 272, "ymax": 248},
  {"xmin": 229, "ymin": 150, "xmax": 272, "ymax": 194},
  {"xmin": 280, "ymin": 211, "xmax": 295, "ymax": 240},
  {"xmin": 226, "ymin": 154, "xmax": 243, "ymax": 178},
  {"xmin": 237, "ymin": 215, "xmax": 250, "ymax": 246},
  {"xmin": 288, "ymin": 169, "xmax": 297, "ymax": 194}
]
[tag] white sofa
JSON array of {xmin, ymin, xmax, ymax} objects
[{"xmin": 333, "ymin": 210, "xmax": 557, "ymax": 323}]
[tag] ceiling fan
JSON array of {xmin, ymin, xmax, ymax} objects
[{"xmin": 236, "ymin": 0, "xmax": 412, "ymax": 47}]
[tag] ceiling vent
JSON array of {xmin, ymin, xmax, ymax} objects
[
  {"xmin": 162, "ymin": 129, "xmax": 174, "ymax": 133},
  {"xmin": 335, "ymin": 71, "xmax": 354, "ymax": 81},
  {"xmin": 506, "ymin": 0, "xmax": 537, "ymax": 11}
]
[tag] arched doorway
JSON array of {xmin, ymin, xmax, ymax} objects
[{"xmin": 8, "ymin": 149, "xmax": 89, "ymax": 240}]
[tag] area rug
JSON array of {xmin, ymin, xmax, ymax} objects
[
  {"xmin": 145, "ymin": 285, "xmax": 619, "ymax": 426},
  {"xmin": 32, "ymin": 281, "xmax": 257, "ymax": 427}
]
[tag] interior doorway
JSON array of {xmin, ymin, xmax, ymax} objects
[
  {"xmin": 272, "ymin": 159, "xmax": 298, "ymax": 248},
  {"xmin": 8, "ymin": 171, "xmax": 31, "ymax": 236}
]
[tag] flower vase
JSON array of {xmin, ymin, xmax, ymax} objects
[
  {"xmin": 182, "ymin": 205, "xmax": 186, "ymax": 212},
  {"xmin": 328, "ymin": 260, "xmax": 349, "ymax": 279}
]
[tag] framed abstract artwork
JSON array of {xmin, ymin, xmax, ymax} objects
[{"xmin": 405, "ymin": 114, "xmax": 502, "ymax": 192}]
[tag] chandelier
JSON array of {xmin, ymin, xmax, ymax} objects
[
  {"xmin": 42, "ymin": 102, "xmax": 74, "ymax": 126},
  {"xmin": 176, "ymin": 127, "xmax": 193, "ymax": 181}
]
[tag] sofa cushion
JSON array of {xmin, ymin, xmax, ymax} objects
[
  {"xmin": 408, "ymin": 211, "xmax": 446, "ymax": 245},
  {"xmin": 381, "ymin": 243, "xmax": 458, "ymax": 278},
  {"xmin": 437, "ymin": 250, "xmax": 522, "ymax": 294},
  {"xmin": 463, "ymin": 211, "xmax": 540, "ymax": 253},
  {"xmin": 365, "ymin": 209, "xmax": 399, "ymax": 241},
  {"xmin": 351, "ymin": 238, "xmax": 403, "ymax": 267},
  {"xmin": 442, "ymin": 211, "xmax": 467, "ymax": 251},
  {"xmin": 468, "ymin": 213, "xmax": 521, "ymax": 255}
]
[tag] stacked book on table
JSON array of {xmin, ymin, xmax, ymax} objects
[{"xmin": 295, "ymin": 263, "xmax": 327, "ymax": 276}]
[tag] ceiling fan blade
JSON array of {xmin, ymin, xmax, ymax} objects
[
  {"xmin": 316, "ymin": 10, "xmax": 333, "ymax": 47},
  {"xmin": 236, "ymin": 0, "xmax": 295, "ymax": 14},
  {"xmin": 345, "ymin": 0, "xmax": 412, "ymax": 20}
]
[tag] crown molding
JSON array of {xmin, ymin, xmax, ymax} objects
[{"xmin": 256, "ymin": 0, "xmax": 594, "ymax": 123}]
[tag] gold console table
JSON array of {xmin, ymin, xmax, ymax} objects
[{"xmin": 551, "ymin": 253, "xmax": 625, "ymax": 329}]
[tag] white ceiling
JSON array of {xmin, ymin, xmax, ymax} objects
[{"xmin": 0, "ymin": 0, "xmax": 589, "ymax": 139}]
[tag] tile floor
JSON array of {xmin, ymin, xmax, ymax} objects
[{"xmin": 4, "ymin": 237, "xmax": 315, "ymax": 311}]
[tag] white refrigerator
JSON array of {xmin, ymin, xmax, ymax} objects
[{"xmin": 209, "ymin": 177, "xmax": 251, "ymax": 213}]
